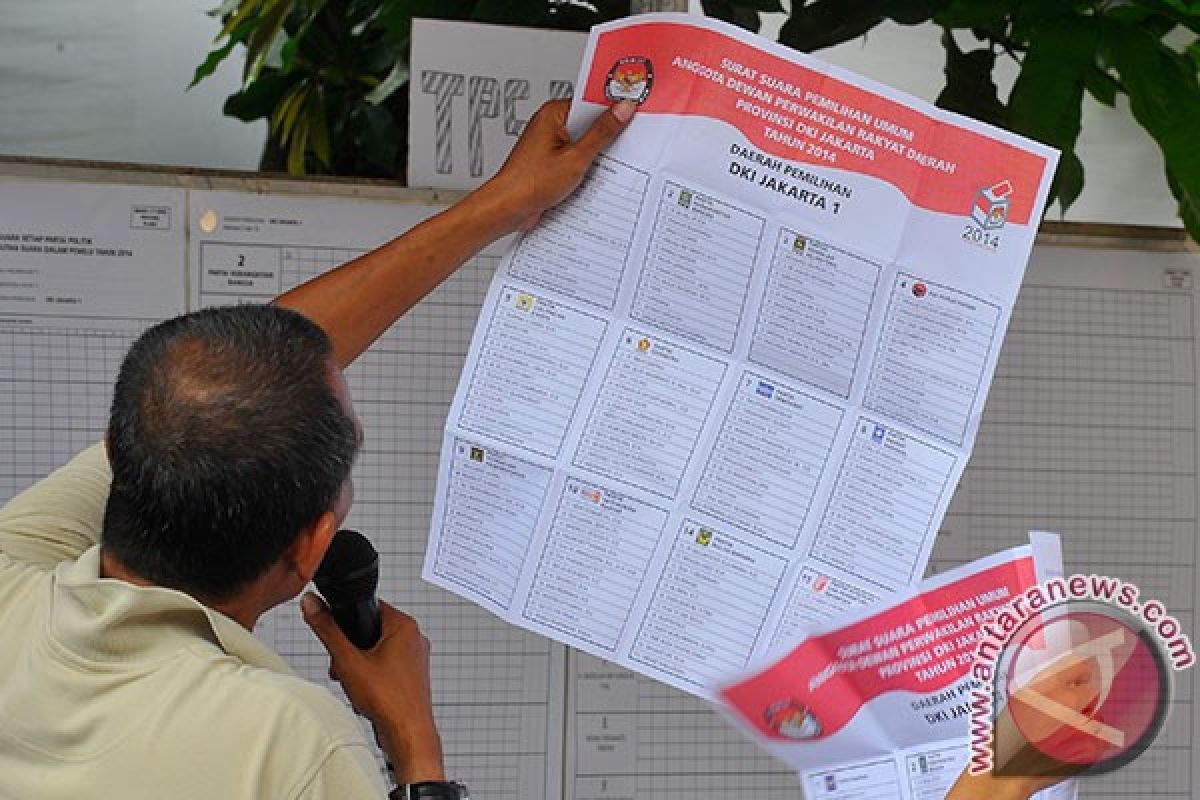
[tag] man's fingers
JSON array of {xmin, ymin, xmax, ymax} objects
[
  {"xmin": 572, "ymin": 100, "xmax": 637, "ymax": 162},
  {"xmin": 301, "ymin": 591, "xmax": 353, "ymax": 659}
]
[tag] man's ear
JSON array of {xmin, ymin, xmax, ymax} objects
[{"xmin": 288, "ymin": 511, "xmax": 339, "ymax": 585}]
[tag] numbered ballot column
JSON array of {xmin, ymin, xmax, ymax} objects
[
  {"xmin": 808, "ymin": 420, "xmax": 957, "ymax": 593},
  {"xmin": 524, "ymin": 479, "xmax": 669, "ymax": 652},
  {"xmin": 804, "ymin": 759, "xmax": 902, "ymax": 800},
  {"xmin": 631, "ymin": 522, "xmax": 787, "ymax": 689},
  {"xmin": 631, "ymin": 181, "xmax": 764, "ymax": 353},
  {"xmin": 770, "ymin": 568, "xmax": 881, "ymax": 650},
  {"xmin": 433, "ymin": 440, "xmax": 553, "ymax": 610},
  {"xmin": 905, "ymin": 744, "xmax": 967, "ymax": 800},
  {"xmin": 574, "ymin": 331, "xmax": 725, "ymax": 499},
  {"xmin": 508, "ymin": 155, "xmax": 650, "ymax": 311},
  {"xmin": 197, "ymin": 242, "xmax": 282, "ymax": 303},
  {"xmin": 865, "ymin": 275, "xmax": 1001, "ymax": 445},
  {"xmin": 459, "ymin": 288, "xmax": 606, "ymax": 457},
  {"xmin": 749, "ymin": 230, "xmax": 881, "ymax": 398},
  {"xmin": 693, "ymin": 372, "xmax": 844, "ymax": 548}
]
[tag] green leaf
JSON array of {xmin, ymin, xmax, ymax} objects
[
  {"xmin": 306, "ymin": 90, "xmax": 332, "ymax": 167},
  {"xmin": 702, "ymin": 1, "xmax": 762, "ymax": 33},
  {"xmin": 1054, "ymin": 149, "xmax": 1085, "ymax": 212},
  {"xmin": 219, "ymin": 0, "xmax": 262, "ymax": 41},
  {"xmin": 1082, "ymin": 66, "xmax": 1119, "ymax": 107},
  {"xmin": 296, "ymin": 12, "xmax": 340, "ymax": 65},
  {"xmin": 355, "ymin": 103, "xmax": 400, "ymax": 170},
  {"xmin": 287, "ymin": 116, "xmax": 310, "ymax": 175},
  {"xmin": 471, "ymin": 0, "xmax": 548, "ymax": 25},
  {"xmin": 778, "ymin": 1, "xmax": 886, "ymax": 52},
  {"xmin": 1160, "ymin": 0, "xmax": 1200, "ymax": 16},
  {"xmin": 190, "ymin": 16, "xmax": 254, "ymax": 89},
  {"xmin": 223, "ymin": 72, "xmax": 295, "ymax": 121},
  {"xmin": 887, "ymin": 0, "xmax": 951, "ymax": 25},
  {"xmin": 934, "ymin": 0, "xmax": 1013, "ymax": 29},
  {"xmin": 374, "ymin": 0, "xmax": 420, "ymax": 41},
  {"xmin": 542, "ymin": 4, "xmax": 602, "ymax": 30},
  {"xmin": 191, "ymin": 41, "xmax": 237, "ymax": 89},
  {"xmin": 935, "ymin": 30, "xmax": 1006, "ymax": 128},
  {"xmin": 1167, "ymin": 166, "xmax": 1200, "ymax": 239},
  {"xmin": 1105, "ymin": 19, "xmax": 1200, "ymax": 242},
  {"xmin": 243, "ymin": 0, "xmax": 295, "ymax": 82},
  {"xmin": 724, "ymin": 0, "xmax": 784, "ymax": 11},
  {"xmin": 365, "ymin": 60, "xmax": 410, "ymax": 105},
  {"xmin": 1189, "ymin": 40, "xmax": 1200, "ymax": 71},
  {"xmin": 208, "ymin": 0, "xmax": 243, "ymax": 19},
  {"xmin": 1006, "ymin": 17, "xmax": 1095, "ymax": 210},
  {"xmin": 593, "ymin": 0, "xmax": 634, "ymax": 22},
  {"xmin": 1119, "ymin": 0, "xmax": 1200, "ymax": 35},
  {"xmin": 272, "ymin": 83, "xmax": 310, "ymax": 141},
  {"xmin": 280, "ymin": 0, "xmax": 326, "ymax": 74},
  {"xmin": 778, "ymin": 0, "xmax": 943, "ymax": 51},
  {"xmin": 356, "ymin": 42, "xmax": 404, "ymax": 75}
]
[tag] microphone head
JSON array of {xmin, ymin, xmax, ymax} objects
[{"xmin": 314, "ymin": 529, "xmax": 379, "ymax": 605}]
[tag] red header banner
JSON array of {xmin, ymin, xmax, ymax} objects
[{"xmin": 583, "ymin": 22, "xmax": 1048, "ymax": 225}]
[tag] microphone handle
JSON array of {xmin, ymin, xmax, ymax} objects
[{"xmin": 329, "ymin": 596, "xmax": 382, "ymax": 649}]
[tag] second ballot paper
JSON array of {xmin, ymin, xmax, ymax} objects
[
  {"xmin": 423, "ymin": 13, "xmax": 1059, "ymax": 698},
  {"xmin": 718, "ymin": 533, "xmax": 1076, "ymax": 800}
]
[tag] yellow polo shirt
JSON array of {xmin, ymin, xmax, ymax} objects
[{"xmin": 0, "ymin": 444, "xmax": 388, "ymax": 799}]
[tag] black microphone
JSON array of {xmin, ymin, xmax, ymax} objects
[{"xmin": 313, "ymin": 529, "xmax": 382, "ymax": 649}]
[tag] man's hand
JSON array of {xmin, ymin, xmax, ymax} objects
[
  {"xmin": 302, "ymin": 592, "xmax": 445, "ymax": 783},
  {"xmin": 483, "ymin": 98, "xmax": 637, "ymax": 231},
  {"xmin": 274, "ymin": 98, "xmax": 636, "ymax": 369}
]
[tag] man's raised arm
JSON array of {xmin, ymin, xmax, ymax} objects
[{"xmin": 274, "ymin": 99, "xmax": 635, "ymax": 368}]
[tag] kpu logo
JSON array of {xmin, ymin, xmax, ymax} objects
[{"xmin": 605, "ymin": 57, "xmax": 653, "ymax": 104}]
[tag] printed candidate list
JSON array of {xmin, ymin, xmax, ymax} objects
[{"xmin": 425, "ymin": 14, "xmax": 1054, "ymax": 700}]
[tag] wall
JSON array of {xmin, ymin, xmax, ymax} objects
[
  {"xmin": 0, "ymin": 1, "xmax": 1180, "ymax": 227},
  {"xmin": 0, "ymin": 0, "xmax": 264, "ymax": 170}
]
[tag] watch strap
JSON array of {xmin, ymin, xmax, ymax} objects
[{"xmin": 389, "ymin": 780, "xmax": 469, "ymax": 800}]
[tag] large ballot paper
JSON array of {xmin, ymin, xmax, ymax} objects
[
  {"xmin": 423, "ymin": 14, "xmax": 1058, "ymax": 698},
  {"xmin": 719, "ymin": 534, "xmax": 1074, "ymax": 799}
]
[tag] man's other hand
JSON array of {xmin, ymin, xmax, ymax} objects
[{"xmin": 302, "ymin": 592, "xmax": 445, "ymax": 783}]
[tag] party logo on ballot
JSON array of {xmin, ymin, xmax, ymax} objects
[{"xmin": 606, "ymin": 56, "xmax": 653, "ymax": 104}]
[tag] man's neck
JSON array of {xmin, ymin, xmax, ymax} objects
[{"xmin": 99, "ymin": 548, "xmax": 263, "ymax": 630}]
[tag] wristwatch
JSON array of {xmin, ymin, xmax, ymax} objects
[{"xmin": 389, "ymin": 781, "xmax": 470, "ymax": 800}]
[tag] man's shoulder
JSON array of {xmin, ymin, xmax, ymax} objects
[
  {"xmin": 196, "ymin": 650, "xmax": 368, "ymax": 746},
  {"xmin": 191, "ymin": 660, "xmax": 384, "ymax": 797}
]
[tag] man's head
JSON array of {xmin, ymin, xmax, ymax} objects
[{"xmin": 102, "ymin": 305, "xmax": 359, "ymax": 602}]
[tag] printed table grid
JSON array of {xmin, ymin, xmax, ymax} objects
[
  {"xmin": 932, "ymin": 284, "xmax": 1196, "ymax": 800},
  {"xmin": 0, "ymin": 324, "xmax": 153, "ymax": 497},
  {"xmin": 571, "ymin": 652, "xmax": 800, "ymax": 798},
  {"xmin": 12, "ymin": 239, "xmax": 1194, "ymax": 799}
]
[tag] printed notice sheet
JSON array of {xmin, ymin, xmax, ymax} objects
[
  {"xmin": 424, "ymin": 14, "xmax": 1059, "ymax": 699},
  {"xmin": 0, "ymin": 181, "xmax": 186, "ymax": 500},
  {"xmin": 719, "ymin": 533, "xmax": 1074, "ymax": 800}
]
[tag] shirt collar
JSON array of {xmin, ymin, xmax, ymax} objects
[{"xmin": 51, "ymin": 545, "xmax": 293, "ymax": 675}]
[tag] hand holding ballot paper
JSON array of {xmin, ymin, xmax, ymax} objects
[
  {"xmin": 719, "ymin": 534, "xmax": 1076, "ymax": 800},
  {"xmin": 423, "ymin": 12, "xmax": 1060, "ymax": 797}
]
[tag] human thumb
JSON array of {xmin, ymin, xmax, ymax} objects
[
  {"xmin": 301, "ymin": 591, "xmax": 352, "ymax": 658},
  {"xmin": 573, "ymin": 100, "xmax": 637, "ymax": 162}
]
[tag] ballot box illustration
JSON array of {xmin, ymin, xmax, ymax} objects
[{"xmin": 971, "ymin": 180, "xmax": 1014, "ymax": 230}]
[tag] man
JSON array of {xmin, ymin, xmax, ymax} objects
[{"xmin": 0, "ymin": 98, "xmax": 634, "ymax": 800}]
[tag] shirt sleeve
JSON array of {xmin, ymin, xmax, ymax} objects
[
  {"xmin": 292, "ymin": 742, "xmax": 390, "ymax": 800},
  {"xmin": 0, "ymin": 442, "xmax": 111, "ymax": 569}
]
